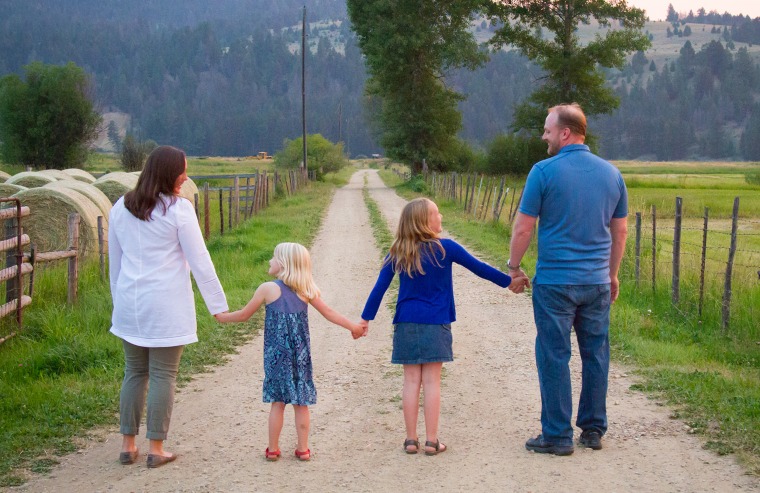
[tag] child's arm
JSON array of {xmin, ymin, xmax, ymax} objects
[
  {"xmin": 309, "ymin": 296, "xmax": 364, "ymax": 339},
  {"xmin": 214, "ymin": 282, "xmax": 278, "ymax": 323}
]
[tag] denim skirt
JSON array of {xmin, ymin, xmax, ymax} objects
[{"xmin": 391, "ymin": 322, "xmax": 453, "ymax": 364}]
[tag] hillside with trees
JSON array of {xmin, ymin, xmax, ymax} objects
[{"xmin": 0, "ymin": 0, "xmax": 759, "ymax": 163}]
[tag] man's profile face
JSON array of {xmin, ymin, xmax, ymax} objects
[{"xmin": 542, "ymin": 111, "xmax": 563, "ymax": 156}]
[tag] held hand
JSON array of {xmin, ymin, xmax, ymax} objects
[
  {"xmin": 359, "ymin": 319, "xmax": 369, "ymax": 337},
  {"xmin": 508, "ymin": 270, "xmax": 530, "ymax": 293},
  {"xmin": 350, "ymin": 323, "xmax": 364, "ymax": 340},
  {"xmin": 214, "ymin": 312, "xmax": 230, "ymax": 323}
]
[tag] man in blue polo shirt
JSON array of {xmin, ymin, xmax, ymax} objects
[{"xmin": 507, "ymin": 103, "xmax": 628, "ymax": 455}]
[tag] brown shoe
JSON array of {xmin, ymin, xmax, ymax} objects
[
  {"xmin": 146, "ymin": 453, "xmax": 178, "ymax": 468},
  {"xmin": 119, "ymin": 449, "xmax": 139, "ymax": 465}
]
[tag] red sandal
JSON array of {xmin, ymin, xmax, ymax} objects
[
  {"xmin": 294, "ymin": 448, "xmax": 311, "ymax": 461},
  {"xmin": 265, "ymin": 447, "xmax": 281, "ymax": 461}
]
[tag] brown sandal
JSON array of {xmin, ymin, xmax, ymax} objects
[
  {"xmin": 424, "ymin": 440, "xmax": 447, "ymax": 456},
  {"xmin": 403, "ymin": 438, "xmax": 420, "ymax": 454}
]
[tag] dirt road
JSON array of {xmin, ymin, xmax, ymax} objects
[{"xmin": 14, "ymin": 170, "xmax": 758, "ymax": 492}]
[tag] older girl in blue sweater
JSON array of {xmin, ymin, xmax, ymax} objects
[{"xmin": 361, "ymin": 198, "xmax": 525, "ymax": 455}]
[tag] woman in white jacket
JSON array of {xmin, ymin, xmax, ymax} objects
[{"xmin": 109, "ymin": 146, "xmax": 228, "ymax": 468}]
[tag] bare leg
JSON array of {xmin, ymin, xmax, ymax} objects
[
  {"xmin": 121, "ymin": 434, "xmax": 137, "ymax": 454},
  {"xmin": 421, "ymin": 362, "xmax": 446, "ymax": 453},
  {"xmin": 148, "ymin": 438, "xmax": 168, "ymax": 456},
  {"xmin": 293, "ymin": 405, "xmax": 310, "ymax": 459},
  {"xmin": 268, "ymin": 402, "xmax": 286, "ymax": 451},
  {"xmin": 402, "ymin": 364, "xmax": 422, "ymax": 451}
]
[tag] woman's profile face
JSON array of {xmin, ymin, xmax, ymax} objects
[{"xmin": 173, "ymin": 159, "xmax": 188, "ymax": 195}]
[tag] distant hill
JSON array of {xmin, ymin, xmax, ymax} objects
[{"xmin": 1, "ymin": 2, "xmax": 759, "ymax": 160}]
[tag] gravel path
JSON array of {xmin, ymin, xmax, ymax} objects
[{"xmin": 13, "ymin": 169, "xmax": 758, "ymax": 492}]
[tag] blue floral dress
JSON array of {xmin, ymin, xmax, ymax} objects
[{"xmin": 262, "ymin": 280, "xmax": 316, "ymax": 405}]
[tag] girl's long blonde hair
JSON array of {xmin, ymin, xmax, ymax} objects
[
  {"xmin": 273, "ymin": 242, "xmax": 321, "ymax": 300},
  {"xmin": 387, "ymin": 198, "xmax": 444, "ymax": 277}
]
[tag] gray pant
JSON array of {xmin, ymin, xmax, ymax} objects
[{"xmin": 119, "ymin": 340, "xmax": 184, "ymax": 440}]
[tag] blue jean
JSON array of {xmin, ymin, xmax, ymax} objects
[{"xmin": 532, "ymin": 283, "xmax": 611, "ymax": 446}]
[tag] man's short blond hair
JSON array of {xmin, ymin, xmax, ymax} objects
[{"xmin": 548, "ymin": 103, "xmax": 587, "ymax": 137}]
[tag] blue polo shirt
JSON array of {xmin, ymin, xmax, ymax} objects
[{"xmin": 519, "ymin": 144, "xmax": 628, "ymax": 285}]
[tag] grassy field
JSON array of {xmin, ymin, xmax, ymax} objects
[
  {"xmin": 379, "ymin": 162, "xmax": 760, "ymax": 476},
  {"xmin": 0, "ymin": 160, "xmax": 352, "ymax": 486}
]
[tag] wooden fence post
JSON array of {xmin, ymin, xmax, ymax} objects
[
  {"xmin": 97, "ymin": 216, "xmax": 105, "ymax": 281},
  {"xmin": 671, "ymin": 197, "xmax": 682, "ymax": 305},
  {"xmin": 698, "ymin": 207, "xmax": 708, "ymax": 319},
  {"xmin": 5, "ymin": 217, "xmax": 18, "ymax": 303},
  {"xmin": 227, "ymin": 189, "xmax": 233, "ymax": 230},
  {"xmin": 219, "ymin": 188, "xmax": 225, "ymax": 235},
  {"xmin": 244, "ymin": 177, "xmax": 251, "ymax": 220},
  {"xmin": 67, "ymin": 213, "xmax": 79, "ymax": 305},
  {"xmin": 463, "ymin": 174, "xmax": 471, "ymax": 212},
  {"xmin": 233, "ymin": 176, "xmax": 240, "ymax": 227},
  {"xmin": 721, "ymin": 197, "xmax": 740, "ymax": 333},
  {"xmin": 651, "ymin": 205, "xmax": 657, "ymax": 293},
  {"xmin": 203, "ymin": 183, "xmax": 210, "ymax": 240},
  {"xmin": 635, "ymin": 212, "xmax": 641, "ymax": 288}
]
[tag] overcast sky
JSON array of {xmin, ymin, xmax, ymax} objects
[{"xmin": 627, "ymin": 0, "xmax": 760, "ymax": 20}]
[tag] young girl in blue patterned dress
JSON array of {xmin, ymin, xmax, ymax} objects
[{"xmin": 215, "ymin": 242, "xmax": 364, "ymax": 461}]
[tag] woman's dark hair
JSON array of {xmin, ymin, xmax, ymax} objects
[{"xmin": 123, "ymin": 145, "xmax": 186, "ymax": 220}]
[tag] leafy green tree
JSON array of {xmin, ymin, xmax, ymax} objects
[
  {"xmin": 120, "ymin": 134, "xmax": 156, "ymax": 171},
  {"xmin": 487, "ymin": 0, "xmax": 650, "ymax": 133},
  {"xmin": 107, "ymin": 121, "xmax": 122, "ymax": 151},
  {"xmin": 347, "ymin": 0, "xmax": 486, "ymax": 173},
  {"xmin": 0, "ymin": 61, "xmax": 102, "ymax": 169},
  {"xmin": 740, "ymin": 105, "xmax": 760, "ymax": 160},
  {"xmin": 485, "ymin": 133, "xmax": 546, "ymax": 175},
  {"xmin": 274, "ymin": 134, "xmax": 348, "ymax": 177}
]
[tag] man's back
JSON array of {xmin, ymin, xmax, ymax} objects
[{"xmin": 519, "ymin": 144, "xmax": 627, "ymax": 285}]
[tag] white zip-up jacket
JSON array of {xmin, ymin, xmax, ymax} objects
[{"xmin": 108, "ymin": 195, "xmax": 228, "ymax": 347}]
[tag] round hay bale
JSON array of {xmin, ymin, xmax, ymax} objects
[
  {"xmin": 38, "ymin": 169, "xmax": 72, "ymax": 180},
  {"xmin": 0, "ymin": 170, "xmax": 11, "ymax": 183},
  {"xmin": 12, "ymin": 187, "xmax": 103, "ymax": 257},
  {"xmin": 6, "ymin": 171, "xmax": 57, "ymax": 188},
  {"xmin": 93, "ymin": 172, "xmax": 139, "ymax": 204},
  {"xmin": 62, "ymin": 169, "xmax": 96, "ymax": 183},
  {"xmin": 44, "ymin": 180, "xmax": 112, "ymax": 219},
  {"xmin": 130, "ymin": 171, "xmax": 142, "ymax": 176},
  {"xmin": 0, "ymin": 183, "xmax": 27, "ymax": 197},
  {"xmin": 179, "ymin": 178, "xmax": 199, "ymax": 203}
]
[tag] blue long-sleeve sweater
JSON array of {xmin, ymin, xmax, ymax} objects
[{"xmin": 361, "ymin": 239, "xmax": 512, "ymax": 324}]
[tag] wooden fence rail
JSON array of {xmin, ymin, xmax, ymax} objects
[{"xmin": 1, "ymin": 199, "xmax": 32, "ymax": 344}]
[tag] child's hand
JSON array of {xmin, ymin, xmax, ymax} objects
[
  {"xmin": 350, "ymin": 323, "xmax": 364, "ymax": 340},
  {"xmin": 508, "ymin": 274, "xmax": 530, "ymax": 294},
  {"xmin": 214, "ymin": 312, "xmax": 231, "ymax": 323},
  {"xmin": 359, "ymin": 319, "xmax": 369, "ymax": 337}
]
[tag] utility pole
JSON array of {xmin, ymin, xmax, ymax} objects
[{"xmin": 301, "ymin": 6, "xmax": 307, "ymax": 176}]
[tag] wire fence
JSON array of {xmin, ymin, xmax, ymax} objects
[
  {"xmin": 407, "ymin": 171, "xmax": 758, "ymax": 340},
  {"xmin": 626, "ymin": 196, "xmax": 759, "ymax": 340}
]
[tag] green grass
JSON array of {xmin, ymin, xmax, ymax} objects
[
  {"xmin": 362, "ymin": 175, "xmax": 393, "ymax": 256},
  {"xmin": 378, "ymin": 167, "xmax": 760, "ymax": 476},
  {"xmin": 0, "ymin": 180, "xmax": 335, "ymax": 486}
]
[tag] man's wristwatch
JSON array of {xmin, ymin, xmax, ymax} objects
[{"xmin": 507, "ymin": 260, "xmax": 520, "ymax": 271}]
